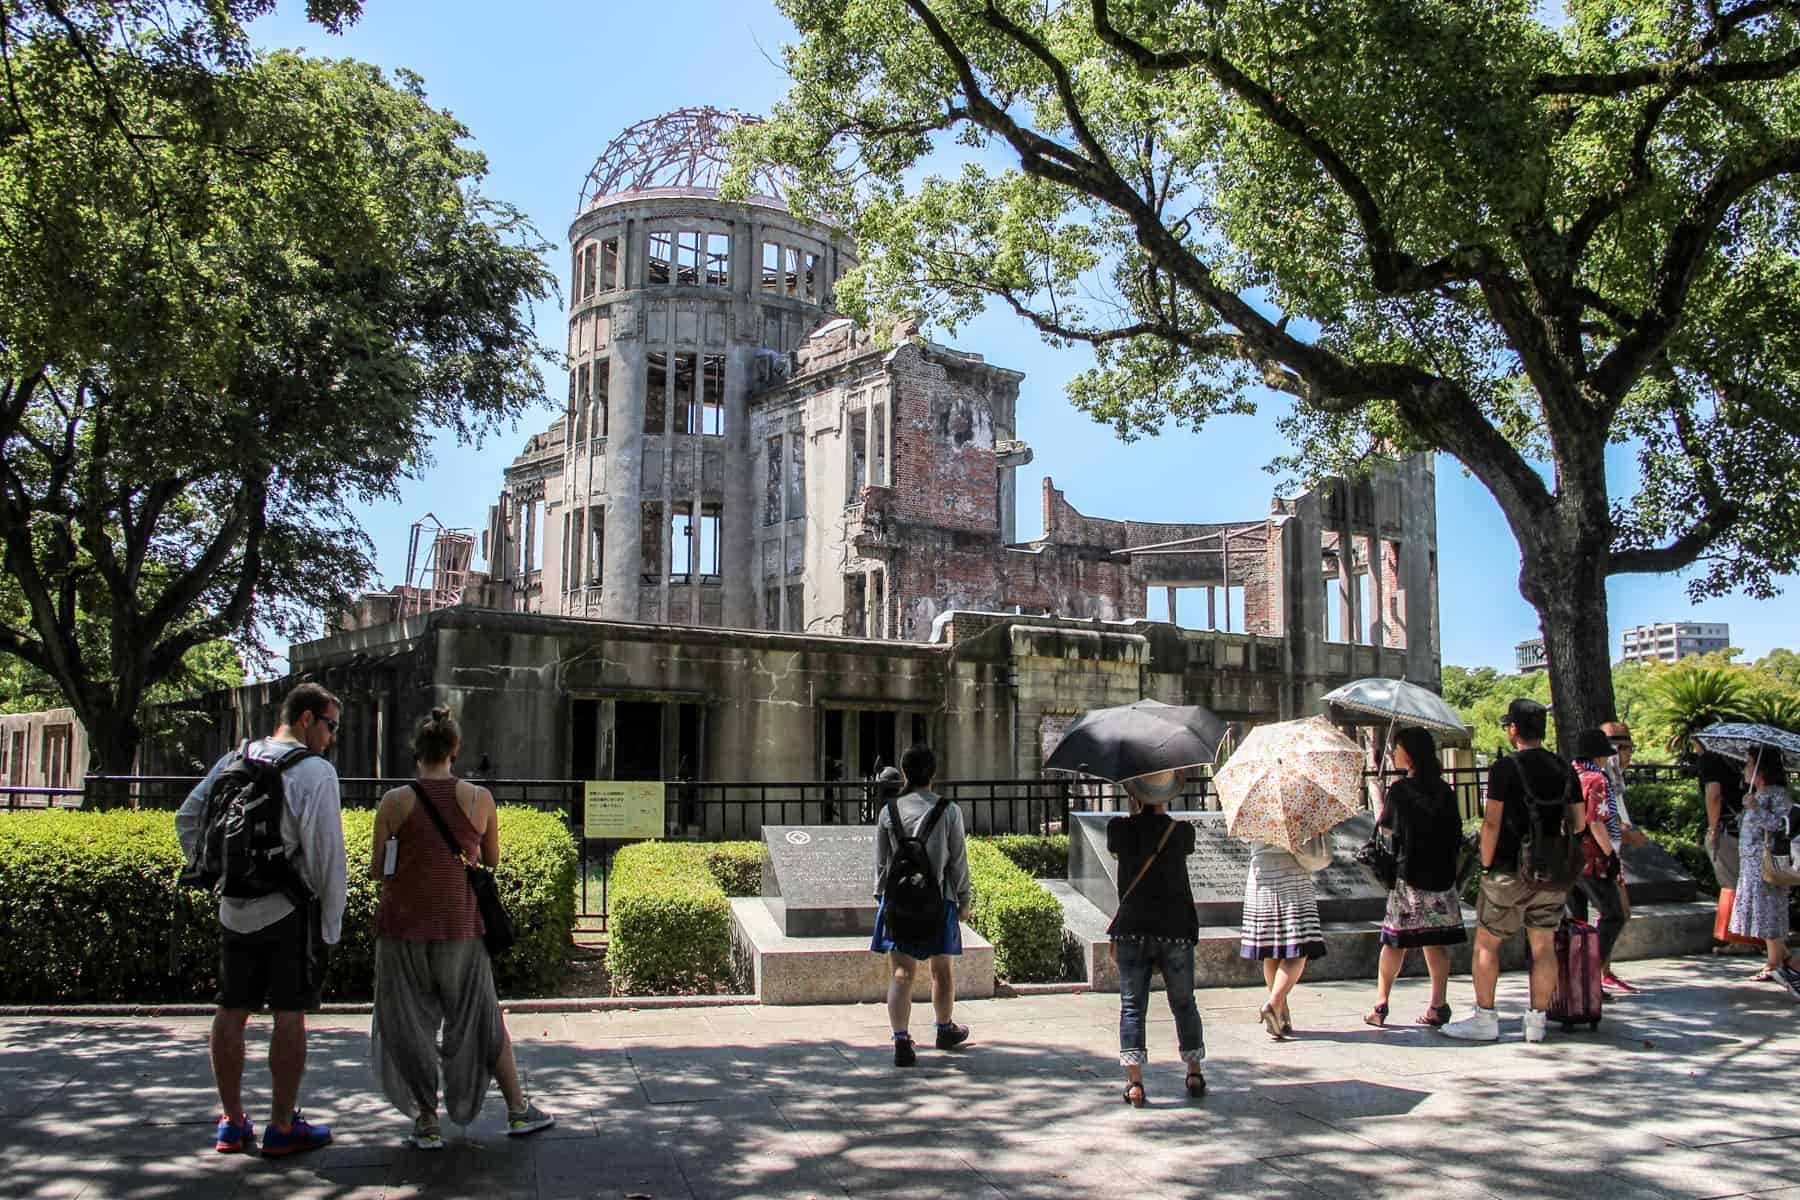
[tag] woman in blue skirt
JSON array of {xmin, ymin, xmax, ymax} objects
[{"xmin": 871, "ymin": 743, "xmax": 973, "ymax": 1067}]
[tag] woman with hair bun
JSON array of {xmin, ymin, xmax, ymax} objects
[{"xmin": 367, "ymin": 706, "xmax": 553, "ymax": 1149}]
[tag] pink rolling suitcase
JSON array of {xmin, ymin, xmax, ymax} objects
[{"xmin": 1549, "ymin": 918, "xmax": 1605, "ymax": 1032}]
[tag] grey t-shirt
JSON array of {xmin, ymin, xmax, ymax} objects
[
  {"xmin": 176, "ymin": 738, "xmax": 348, "ymax": 944},
  {"xmin": 872, "ymin": 789, "xmax": 973, "ymax": 914}
]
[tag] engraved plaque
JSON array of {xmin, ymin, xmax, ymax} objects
[
  {"xmin": 761, "ymin": 826, "xmax": 881, "ymax": 936},
  {"xmin": 1068, "ymin": 811, "xmax": 1387, "ymax": 925}
]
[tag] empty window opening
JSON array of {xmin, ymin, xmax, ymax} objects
[
  {"xmin": 600, "ymin": 237, "xmax": 619, "ymax": 290},
  {"xmin": 700, "ymin": 355, "xmax": 724, "ymax": 436},
  {"xmin": 787, "ymin": 433, "xmax": 806, "ymax": 519},
  {"xmin": 644, "ymin": 352, "xmax": 667, "ymax": 434},
  {"xmin": 698, "ymin": 506, "xmax": 720, "ymax": 579},
  {"xmin": 672, "ymin": 353, "xmax": 697, "ymax": 434},
  {"xmin": 705, "ymin": 233, "xmax": 730, "ymax": 287},
  {"xmin": 592, "ymin": 355, "xmax": 609, "ymax": 438},
  {"xmin": 647, "ymin": 231, "xmax": 673, "ymax": 285},
  {"xmin": 871, "ymin": 402, "xmax": 888, "ymax": 485},
  {"xmin": 568, "ymin": 510, "xmax": 585, "ymax": 593},
  {"xmin": 582, "ymin": 244, "xmax": 597, "ymax": 300},
  {"xmin": 764, "ymin": 435, "xmax": 782, "ymax": 525},
  {"xmin": 560, "ymin": 512, "xmax": 572, "ymax": 592},
  {"xmin": 761, "ymin": 242, "xmax": 781, "ymax": 291},
  {"xmin": 844, "ymin": 573, "xmax": 867, "ymax": 636},
  {"xmin": 614, "ymin": 701, "xmax": 662, "ymax": 781},
  {"xmin": 675, "ymin": 231, "xmax": 701, "ymax": 286},
  {"xmin": 848, "ymin": 409, "xmax": 867, "ymax": 497},
  {"xmin": 1359, "ymin": 569, "xmax": 1373, "ymax": 646},
  {"xmin": 640, "ymin": 502, "xmax": 663, "ymax": 582},
  {"xmin": 785, "ymin": 583, "xmax": 803, "ymax": 632},
  {"xmin": 764, "ymin": 582, "xmax": 781, "ymax": 630},
  {"xmin": 670, "ymin": 504, "xmax": 694, "ymax": 583},
  {"xmin": 803, "ymin": 252, "xmax": 820, "ymax": 302},
  {"xmin": 586, "ymin": 507, "xmax": 604, "ymax": 586},
  {"xmin": 1148, "ymin": 585, "xmax": 1241, "ymax": 631},
  {"xmin": 870, "ymin": 569, "xmax": 886, "ymax": 638},
  {"xmin": 570, "ymin": 698, "xmax": 599, "ymax": 780},
  {"xmin": 574, "ymin": 364, "xmax": 591, "ymax": 442},
  {"xmin": 571, "ymin": 246, "xmax": 584, "ymax": 300},
  {"xmin": 784, "ymin": 246, "xmax": 801, "ymax": 297}
]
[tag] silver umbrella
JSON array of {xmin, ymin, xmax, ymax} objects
[
  {"xmin": 1694, "ymin": 722, "xmax": 1800, "ymax": 769},
  {"xmin": 1321, "ymin": 677, "xmax": 1470, "ymax": 741}
]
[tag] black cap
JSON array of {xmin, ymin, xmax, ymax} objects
[
  {"xmin": 1572, "ymin": 728, "xmax": 1616, "ymax": 760},
  {"xmin": 1502, "ymin": 698, "xmax": 1549, "ymax": 726}
]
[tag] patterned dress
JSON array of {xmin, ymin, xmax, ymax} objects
[
  {"xmin": 1239, "ymin": 843, "xmax": 1327, "ymax": 960},
  {"xmin": 1730, "ymin": 786, "xmax": 1792, "ymax": 942}
]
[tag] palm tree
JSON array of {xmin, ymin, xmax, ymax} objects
[
  {"xmin": 1743, "ymin": 691, "xmax": 1800, "ymax": 736},
  {"xmin": 1646, "ymin": 668, "xmax": 1753, "ymax": 756}
]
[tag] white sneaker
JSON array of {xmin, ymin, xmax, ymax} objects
[
  {"xmin": 1523, "ymin": 1010, "xmax": 1549, "ymax": 1043},
  {"xmin": 1440, "ymin": 1006, "xmax": 1500, "ymax": 1041}
]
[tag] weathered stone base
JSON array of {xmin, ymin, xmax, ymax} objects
[
  {"xmin": 729, "ymin": 897, "xmax": 997, "ymax": 1005},
  {"xmin": 1045, "ymin": 880, "xmax": 1718, "ymax": 992}
]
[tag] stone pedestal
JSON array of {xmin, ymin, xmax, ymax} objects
[{"xmin": 730, "ymin": 898, "xmax": 995, "ymax": 1005}]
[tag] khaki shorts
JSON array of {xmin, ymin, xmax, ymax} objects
[
  {"xmin": 1710, "ymin": 830, "xmax": 1741, "ymax": 891},
  {"xmin": 1476, "ymin": 872, "xmax": 1566, "ymax": 939}
]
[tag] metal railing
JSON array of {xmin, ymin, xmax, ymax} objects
[{"xmin": 2, "ymin": 762, "xmax": 1694, "ymax": 931}]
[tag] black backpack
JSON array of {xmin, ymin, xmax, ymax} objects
[
  {"xmin": 1510, "ymin": 755, "xmax": 1583, "ymax": 892},
  {"xmin": 881, "ymin": 794, "xmax": 951, "ymax": 944},
  {"xmin": 180, "ymin": 742, "xmax": 313, "ymax": 901}
]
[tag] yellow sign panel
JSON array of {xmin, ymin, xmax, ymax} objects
[{"xmin": 582, "ymin": 781, "xmax": 664, "ymax": 840}]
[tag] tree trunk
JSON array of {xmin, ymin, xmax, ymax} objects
[
  {"xmin": 1520, "ymin": 522, "xmax": 1617, "ymax": 751},
  {"xmin": 83, "ymin": 708, "xmax": 143, "ymax": 809}
]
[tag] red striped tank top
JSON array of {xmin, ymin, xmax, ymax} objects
[{"xmin": 375, "ymin": 776, "xmax": 485, "ymax": 941}]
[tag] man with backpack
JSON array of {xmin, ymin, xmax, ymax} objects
[
  {"xmin": 175, "ymin": 683, "xmax": 348, "ymax": 1157},
  {"xmin": 1444, "ymin": 698, "xmax": 1587, "ymax": 1044},
  {"xmin": 870, "ymin": 743, "xmax": 973, "ymax": 1067}
]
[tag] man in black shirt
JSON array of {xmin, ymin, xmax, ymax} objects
[
  {"xmin": 1698, "ymin": 746, "xmax": 1748, "ymax": 890},
  {"xmin": 1444, "ymin": 698, "xmax": 1586, "ymax": 1044}
]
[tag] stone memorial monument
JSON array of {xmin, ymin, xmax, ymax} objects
[
  {"xmin": 727, "ymin": 822, "xmax": 996, "ymax": 1004},
  {"xmin": 1067, "ymin": 810, "xmax": 1389, "ymax": 924},
  {"xmin": 759, "ymin": 825, "xmax": 881, "ymax": 936}
]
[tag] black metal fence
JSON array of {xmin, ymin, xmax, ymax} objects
[{"xmin": 1, "ymin": 761, "xmax": 1696, "ymax": 932}]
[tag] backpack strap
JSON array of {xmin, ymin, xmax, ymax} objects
[
  {"xmin": 409, "ymin": 780, "xmax": 474, "ymax": 868},
  {"xmin": 885, "ymin": 793, "xmax": 949, "ymax": 845},
  {"xmin": 1507, "ymin": 755, "xmax": 1545, "ymax": 806}
]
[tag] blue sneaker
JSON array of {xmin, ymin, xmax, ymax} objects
[
  {"xmin": 214, "ymin": 1113, "xmax": 255, "ymax": 1154},
  {"xmin": 260, "ymin": 1111, "xmax": 331, "ymax": 1158}
]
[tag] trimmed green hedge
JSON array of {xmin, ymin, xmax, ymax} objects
[
  {"xmin": 705, "ymin": 843, "xmax": 764, "ymax": 897},
  {"xmin": 965, "ymin": 840, "xmax": 1064, "ymax": 982},
  {"xmin": 0, "ymin": 807, "xmax": 576, "ymax": 1003},
  {"xmin": 605, "ymin": 842, "xmax": 731, "ymax": 993},
  {"xmin": 984, "ymin": 834, "xmax": 1068, "ymax": 880}
]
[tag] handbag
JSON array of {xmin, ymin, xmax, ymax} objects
[
  {"xmin": 410, "ymin": 781, "xmax": 517, "ymax": 957},
  {"xmin": 1105, "ymin": 821, "xmax": 1176, "ymax": 937},
  {"xmin": 1763, "ymin": 846, "xmax": 1800, "ymax": 888},
  {"xmin": 1293, "ymin": 832, "xmax": 1334, "ymax": 873},
  {"xmin": 1355, "ymin": 797, "xmax": 1400, "ymax": 890}
]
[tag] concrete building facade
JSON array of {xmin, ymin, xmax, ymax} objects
[{"xmin": 1620, "ymin": 621, "xmax": 1732, "ymax": 665}]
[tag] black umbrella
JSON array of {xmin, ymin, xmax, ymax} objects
[{"xmin": 1043, "ymin": 699, "xmax": 1228, "ymax": 784}]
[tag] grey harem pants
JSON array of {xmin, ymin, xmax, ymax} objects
[{"xmin": 370, "ymin": 936, "xmax": 506, "ymax": 1125}]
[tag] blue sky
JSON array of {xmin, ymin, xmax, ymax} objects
[{"xmin": 248, "ymin": 0, "xmax": 1796, "ymax": 673}]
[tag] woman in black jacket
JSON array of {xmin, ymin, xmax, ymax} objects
[
  {"xmin": 1364, "ymin": 727, "xmax": 1468, "ymax": 1028},
  {"xmin": 1108, "ymin": 769, "xmax": 1205, "ymax": 1105}
]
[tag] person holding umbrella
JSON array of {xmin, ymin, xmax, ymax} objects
[
  {"xmin": 1107, "ymin": 768, "xmax": 1206, "ymax": 1105},
  {"xmin": 1363, "ymin": 727, "xmax": 1466, "ymax": 1029},
  {"xmin": 1726, "ymin": 742, "xmax": 1798, "ymax": 997},
  {"xmin": 1214, "ymin": 716, "xmax": 1363, "ymax": 1039}
]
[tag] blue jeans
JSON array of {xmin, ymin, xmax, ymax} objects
[{"xmin": 1115, "ymin": 939, "xmax": 1205, "ymax": 1067}]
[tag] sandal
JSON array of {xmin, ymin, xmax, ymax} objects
[
  {"xmin": 1363, "ymin": 1003, "xmax": 1388, "ymax": 1027},
  {"xmin": 1416, "ymin": 1004, "xmax": 1452, "ymax": 1028},
  {"xmin": 1123, "ymin": 1081, "xmax": 1146, "ymax": 1107},
  {"xmin": 1185, "ymin": 1071, "xmax": 1206, "ymax": 1099},
  {"xmin": 1750, "ymin": 966, "xmax": 1776, "ymax": 983}
]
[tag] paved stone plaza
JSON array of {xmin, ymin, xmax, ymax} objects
[{"xmin": 2, "ymin": 953, "xmax": 1797, "ymax": 1199}]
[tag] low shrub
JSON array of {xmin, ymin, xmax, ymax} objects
[
  {"xmin": 0, "ymin": 807, "xmax": 575, "ymax": 1004},
  {"xmin": 982, "ymin": 834, "xmax": 1068, "ymax": 879},
  {"xmin": 965, "ymin": 840, "xmax": 1064, "ymax": 982},
  {"xmin": 704, "ymin": 842, "xmax": 764, "ymax": 897},
  {"xmin": 605, "ymin": 842, "xmax": 731, "ymax": 993}
]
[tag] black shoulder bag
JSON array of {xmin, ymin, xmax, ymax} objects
[
  {"xmin": 409, "ymin": 781, "xmax": 517, "ymax": 957},
  {"xmin": 1356, "ymin": 792, "xmax": 1401, "ymax": 890}
]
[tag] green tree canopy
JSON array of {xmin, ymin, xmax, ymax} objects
[
  {"xmin": 0, "ymin": 11, "xmax": 554, "ymax": 773},
  {"xmin": 736, "ymin": 0, "xmax": 1800, "ymax": 745}
]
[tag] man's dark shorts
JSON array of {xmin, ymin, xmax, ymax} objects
[{"xmin": 217, "ymin": 904, "xmax": 327, "ymax": 1013}]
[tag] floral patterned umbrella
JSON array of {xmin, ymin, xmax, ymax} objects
[{"xmin": 1214, "ymin": 715, "xmax": 1364, "ymax": 852}]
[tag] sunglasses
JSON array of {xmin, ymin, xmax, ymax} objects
[{"xmin": 319, "ymin": 717, "xmax": 339, "ymax": 735}]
